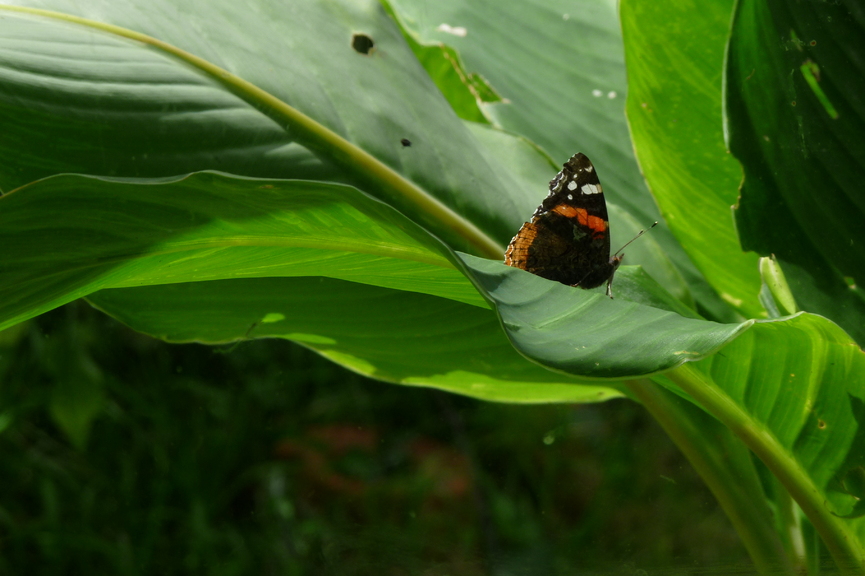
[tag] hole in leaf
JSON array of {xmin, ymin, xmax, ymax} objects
[{"xmin": 352, "ymin": 34, "xmax": 375, "ymax": 55}]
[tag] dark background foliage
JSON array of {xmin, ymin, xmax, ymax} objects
[{"xmin": 0, "ymin": 303, "xmax": 748, "ymax": 574}]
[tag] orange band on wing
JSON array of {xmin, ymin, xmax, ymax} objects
[
  {"xmin": 551, "ymin": 205, "xmax": 608, "ymax": 234},
  {"xmin": 551, "ymin": 204, "xmax": 580, "ymax": 218}
]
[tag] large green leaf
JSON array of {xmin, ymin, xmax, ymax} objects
[
  {"xmin": 86, "ymin": 278, "xmax": 623, "ymax": 404},
  {"xmin": 664, "ymin": 314, "xmax": 865, "ymax": 571},
  {"xmin": 617, "ymin": 0, "xmax": 865, "ymax": 565},
  {"xmin": 0, "ymin": 3, "xmax": 515, "ymax": 255},
  {"xmin": 1, "ymin": 166, "xmax": 737, "ymax": 392},
  {"xmin": 0, "ymin": 9, "xmax": 331, "ymax": 187},
  {"xmin": 620, "ymin": 0, "xmax": 763, "ymax": 319},
  {"xmin": 0, "ymin": 172, "xmax": 486, "ymax": 329},
  {"xmin": 0, "ymin": 170, "xmax": 627, "ymax": 403},
  {"xmin": 460, "ymin": 254, "xmax": 744, "ymax": 379},
  {"xmin": 725, "ymin": 0, "xmax": 865, "ymax": 345}
]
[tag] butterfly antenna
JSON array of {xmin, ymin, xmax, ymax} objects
[{"xmin": 613, "ymin": 221, "xmax": 658, "ymax": 257}]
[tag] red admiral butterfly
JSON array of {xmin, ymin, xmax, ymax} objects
[{"xmin": 504, "ymin": 153, "xmax": 655, "ymax": 298}]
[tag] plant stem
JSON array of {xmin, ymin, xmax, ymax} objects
[
  {"xmin": 0, "ymin": 5, "xmax": 506, "ymax": 260},
  {"xmin": 666, "ymin": 364, "xmax": 865, "ymax": 574},
  {"xmin": 628, "ymin": 378, "xmax": 792, "ymax": 575}
]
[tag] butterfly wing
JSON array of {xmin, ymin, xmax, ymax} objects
[{"xmin": 504, "ymin": 153, "xmax": 617, "ymax": 288}]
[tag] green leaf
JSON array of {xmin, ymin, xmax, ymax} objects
[
  {"xmin": 388, "ymin": 0, "xmax": 631, "ymax": 168},
  {"xmin": 0, "ymin": 3, "xmax": 519, "ymax": 256},
  {"xmin": 86, "ymin": 278, "xmax": 623, "ymax": 404},
  {"xmin": 0, "ymin": 172, "xmax": 489, "ymax": 331},
  {"xmin": 0, "ymin": 170, "xmax": 625, "ymax": 403},
  {"xmin": 663, "ymin": 313, "xmax": 865, "ymax": 572},
  {"xmin": 759, "ymin": 255, "xmax": 799, "ymax": 317},
  {"xmin": 0, "ymin": 9, "xmax": 327, "ymax": 189},
  {"xmin": 459, "ymin": 254, "xmax": 746, "ymax": 379},
  {"xmin": 725, "ymin": 0, "xmax": 865, "ymax": 345},
  {"xmin": 621, "ymin": 0, "xmax": 763, "ymax": 319},
  {"xmin": 384, "ymin": 6, "xmax": 494, "ymax": 125}
]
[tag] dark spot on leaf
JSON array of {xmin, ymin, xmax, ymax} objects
[
  {"xmin": 352, "ymin": 34, "xmax": 374, "ymax": 55},
  {"xmin": 810, "ymin": 40, "xmax": 817, "ymax": 46},
  {"xmin": 400, "ymin": 138, "xmax": 411, "ymax": 147},
  {"xmin": 818, "ymin": 419, "xmax": 827, "ymax": 429}
]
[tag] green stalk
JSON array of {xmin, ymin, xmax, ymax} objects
[
  {"xmin": 0, "ymin": 5, "xmax": 505, "ymax": 260},
  {"xmin": 666, "ymin": 364, "xmax": 865, "ymax": 574},
  {"xmin": 628, "ymin": 379, "xmax": 792, "ymax": 575}
]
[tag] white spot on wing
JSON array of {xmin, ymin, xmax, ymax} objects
[
  {"xmin": 585, "ymin": 164, "xmax": 593, "ymax": 172},
  {"xmin": 567, "ymin": 194, "xmax": 573, "ymax": 200},
  {"xmin": 581, "ymin": 183, "xmax": 602, "ymax": 195},
  {"xmin": 567, "ymin": 180, "xmax": 578, "ymax": 191}
]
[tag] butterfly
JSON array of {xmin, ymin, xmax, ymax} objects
[{"xmin": 505, "ymin": 153, "xmax": 654, "ymax": 297}]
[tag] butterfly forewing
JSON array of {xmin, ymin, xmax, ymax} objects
[{"xmin": 504, "ymin": 153, "xmax": 620, "ymax": 290}]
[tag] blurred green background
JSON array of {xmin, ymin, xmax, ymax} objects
[{"xmin": 0, "ymin": 302, "xmax": 749, "ymax": 574}]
